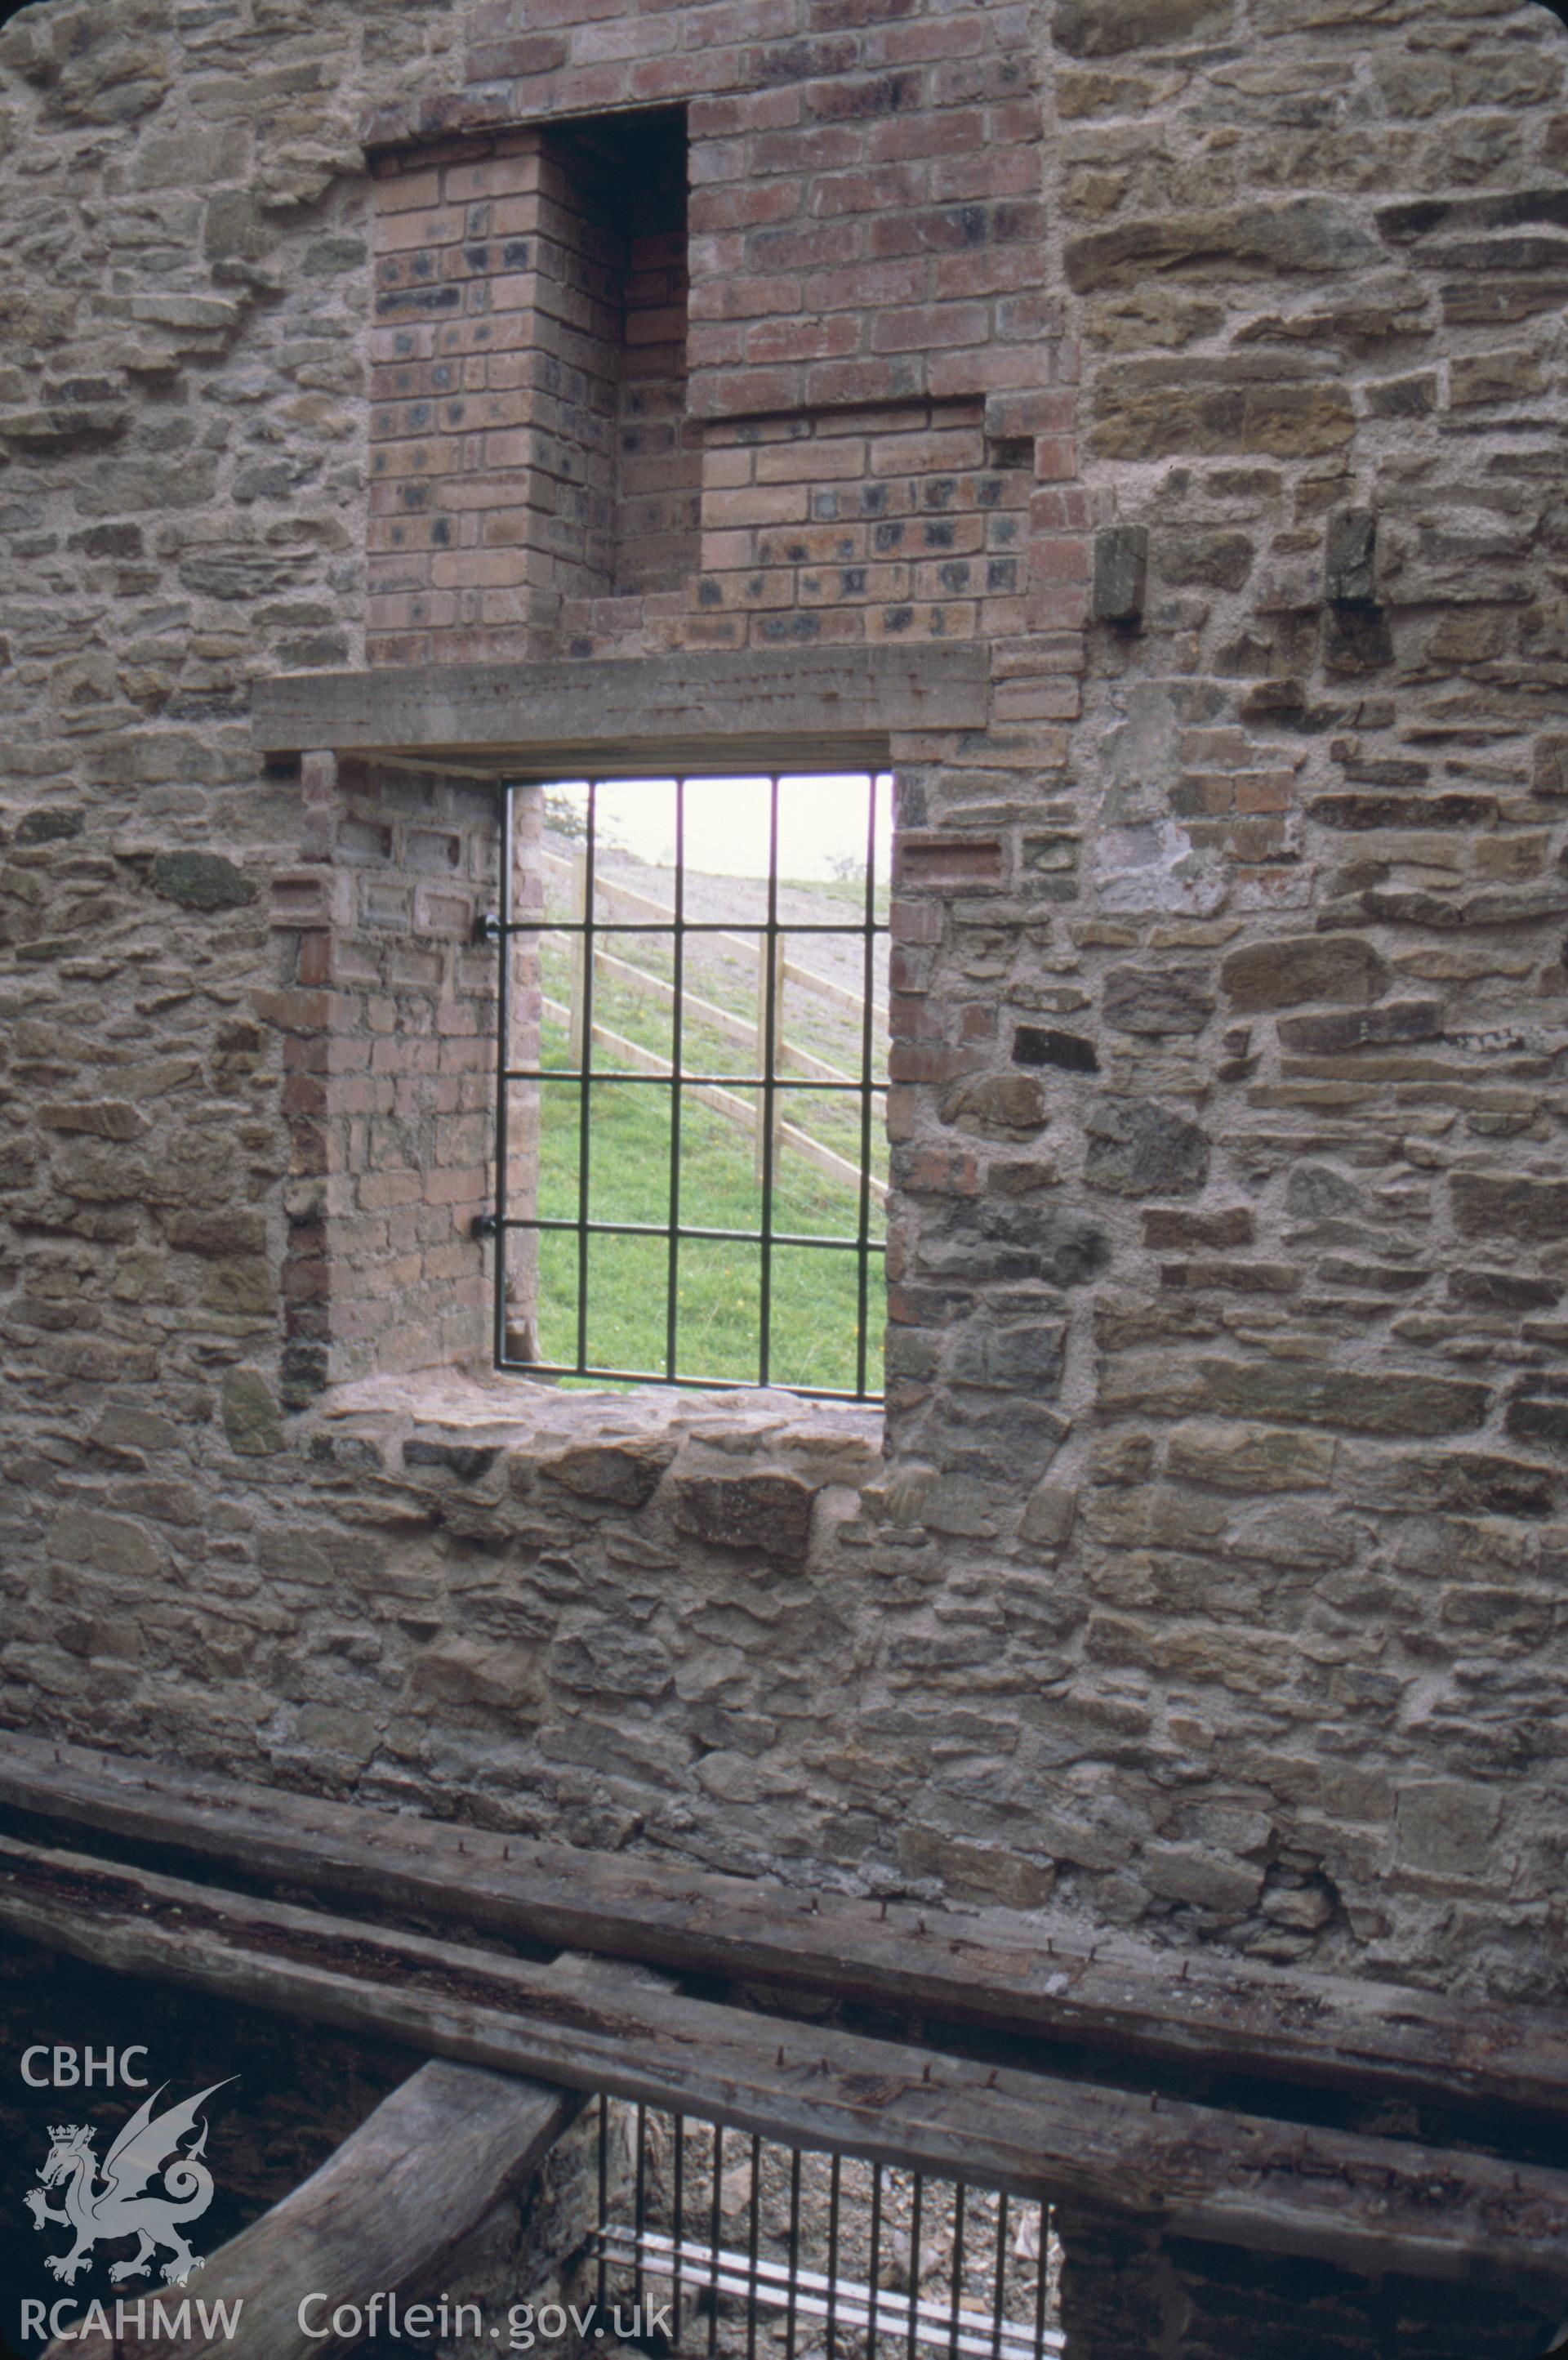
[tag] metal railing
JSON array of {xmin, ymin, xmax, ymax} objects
[{"xmin": 589, "ymin": 2100, "xmax": 1062, "ymax": 2360}]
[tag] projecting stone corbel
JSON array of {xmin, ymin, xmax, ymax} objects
[
  {"xmin": 1325, "ymin": 508, "xmax": 1378, "ymax": 608},
  {"xmin": 1091, "ymin": 524, "xmax": 1148, "ymax": 624}
]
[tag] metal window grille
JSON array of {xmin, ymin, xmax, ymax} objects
[
  {"xmin": 588, "ymin": 2099, "xmax": 1062, "ymax": 2360},
  {"xmin": 488, "ymin": 773, "xmax": 889, "ymax": 1402}
]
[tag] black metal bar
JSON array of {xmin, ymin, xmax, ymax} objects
[
  {"xmin": 501, "ymin": 1216, "xmax": 884, "ymax": 1252},
  {"xmin": 746, "ymin": 2132, "xmax": 762, "ymax": 2360},
  {"xmin": 635, "ymin": 2101, "xmax": 648, "ymax": 2316},
  {"xmin": 1032, "ymin": 2207, "xmax": 1048, "ymax": 2360},
  {"xmin": 825, "ymin": 2150, "xmax": 842, "ymax": 2360},
  {"xmin": 597, "ymin": 2094, "xmax": 609, "ymax": 2318},
  {"xmin": 855, "ymin": 773, "xmax": 880, "ymax": 1403},
  {"xmin": 757, "ymin": 777, "xmax": 780, "ymax": 1386},
  {"xmin": 666, "ymin": 778, "xmax": 685, "ymax": 1384},
  {"xmin": 785, "ymin": 2147, "xmax": 802, "ymax": 2360},
  {"xmin": 867, "ymin": 2160, "xmax": 884, "ymax": 2360},
  {"xmin": 907, "ymin": 2175, "xmax": 924, "ymax": 2360},
  {"xmin": 672, "ymin": 2111, "xmax": 686, "ymax": 2348},
  {"xmin": 492, "ymin": 785, "xmax": 513, "ymax": 1368},
  {"xmin": 575, "ymin": 788, "xmax": 598, "ymax": 1376},
  {"xmin": 708, "ymin": 2121, "xmax": 723, "ymax": 2360},
  {"xmin": 494, "ymin": 1362, "xmax": 878, "ymax": 1403},
  {"xmin": 949, "ymin": 2181, "xmax": 966, "ymax": 2360},
  {"xmin": 991, "ymin": 2193, "xmax": 1009, "ymax": 2360},
  {"xmin": 504, "ymin": 1068, "xmax": 874, "ymax": 1091},
  {"xmin": 499, "ymin": 917, "xmax": 880, "ymax": 939}
]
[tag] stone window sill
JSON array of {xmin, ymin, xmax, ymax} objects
[{"xmin": 310, "ymin": 1368, "xmax": 884, "ymax": 1555}]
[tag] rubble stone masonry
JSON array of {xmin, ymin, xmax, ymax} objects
[{"xmin": 2, "ymin": 0, "xmax": 1568, "ymax": 2014}]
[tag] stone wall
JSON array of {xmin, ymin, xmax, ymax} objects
[{"xmin": 2, "ymin": 0, "xmax": 1568, "ymax": 2025}]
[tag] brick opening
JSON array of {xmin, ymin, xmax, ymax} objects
[{"xmin": 370, "ymin": 109, "xmax": 698, "ymax": 667}]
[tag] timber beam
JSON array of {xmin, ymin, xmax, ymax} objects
[
  {"xmin": 2, "ymin": 1732, "xmax": 1566, "ymax": 2133},
  {"xmin": 4, "ymin": 1834, "xmax": 1568, "ymax": 2300},
  {"xmin": 44, "ymin": 2059, "xmax": 573, "ymax": 2360},
  {"xmin": 248, "ymin": 645, "xmax": 990, "ymax": 772}
]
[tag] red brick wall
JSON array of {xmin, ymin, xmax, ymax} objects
[
  {"xmin": 266, "ymin": 758, "xmax": 499, "ymax": 1390},
  {"xmin": 684, "ymin": 399, "xmax": 1046, "ymax": 651},
  {"xmin": 613, "ymin": 225, "xmax": 702, "ymax": 598},
  {"xmin": 363, "ymin": 0, "xmax": 1058, "ymax": 668}
]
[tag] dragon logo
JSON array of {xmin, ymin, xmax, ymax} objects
[{"xmin": 24, "ymin": 2080, "xmax": 233, "ymax": 2289}]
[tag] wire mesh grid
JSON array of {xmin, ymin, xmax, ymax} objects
[{"xmin": 590, "ymin": 2101, "xmax": 1063, "ymax": 2360}]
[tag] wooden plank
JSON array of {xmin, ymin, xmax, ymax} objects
[
  {"xmin": 4, "ymin": 1733, "xmax": 1567, "ymax": 2132},
  {"xmin": 43, "ymin": 2061, "xmax": 572, "ymax": 2360},
  {"xmin": 250, "ymin": 648, "xmax": 988, "ymax": 763},
  {"xmin": 5, "ymin": 1837, "xmax": 1568, "ymax": 2298}
]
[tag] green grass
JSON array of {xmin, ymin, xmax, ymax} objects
[{"xmin": 518, "ymin": 936, "xmax": 886, "ymax": 1396}]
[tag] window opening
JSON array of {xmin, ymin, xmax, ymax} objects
[
  {"xmin": 491, "ymin": 772, "xmax": 891, "ymax": 1401},
  {"xmin": 589, "ymin": 2099, "xmax": 1064, "ymax": 2360}
]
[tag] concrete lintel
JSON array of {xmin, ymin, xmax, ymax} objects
[{"xmin": 251, "ymin": 646, "xmax": 990, "ymax": 772}]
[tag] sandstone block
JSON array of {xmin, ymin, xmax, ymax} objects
[
  {"xmin": 950, "ymin": 1318, "xmax": 1066, "ymax": 1391},
  {"xmin": 1196, "ymin": 1359, "xmax": 1489, "ymax": 1438},
  {"xmin": 222, "ymin": 1367, "xmax": 285, "ymax": 1457},
  {"xmin": 1447, "ymin": 1268, "xmax": 1560, "ymax": 1314},
  {"xmin": 1338, "ymin": 1448, "xmax": 1555, "ymax": 1519},
  {"xmin": 1165, "ymin": 1421, "xmax": 1335, "ymax": 1491},
  {"xmin": 1092, "ymin": 377, "xmax": 1356, "ymax": 462},
  {"xmin": 1102, "ymin": 963, "xmax": 1215, "ymax": 1036},
  {"xmin": 1142, "ymin": 1841, "xmax": 1264, "ymax": 1915},
  {"xmin": 413, "ymin": 1636, "xmax": 540, "ymax": 1712},
  {"xmin": 552, "ymin": 1624, "xmax": 673, "ymax": 1700},
  {"xmin": 542, "ymin": 1438, "xmax": 677, "ymax": 1509},
  {"xmin": 1054, "ymin": 0, "xmax": 1232, "ymax": 56},
  {"xmin": 1154, "ymin": 529, "xmax": 1254, "ymax": 592},
  {"xmin": 201, "ymin": 1257, "xmax": 273, "ymax": 1315},
  {"xmin": 1227, "ymin": 1501, "xmax": 1356, "ymax": 1568},
  {"xmin": 403, "ymin": 1439, "xmax": 501, "ymax": 1483},
  {"xmin": 1020, "ymin": 1480, "xmax": 1078, "ymax": 1548},
  {"xmin": 1083, "ymin": 1099, "xmax": 1209, "ymax": 1197},
  {"xmin": 1506, "ymin": 1397, "xmax": 1568, "ymax": 1448},
  {"xmin": 1067, "ymin": 200, "xmax": 1379, "ymax": 292},
  {"xmin": 1090, "ymin": 524, "xmax": 1147, "ymax": 622},
  {"xmin": 1143, "ymin": 1207, "xmax": 1253, "ymax": 1248},
  {"xmin": 942, "ymin": 1071, "xmax": 1050, "ymax": 1135},
  {"xmin": 1450, "ymin": 348, "xmax": 1545, "ymax": 405},
  {"xmin": 1451, "ymin": 1171, "xmax": 1568, "ymax": 1241},
  {"xmin": 152, "ymin": 851, "xmax": 256, "ymax": 911},
  {"xmin": 898, "ymin": 1826, "xmax": 1056, "ymax": 1910},
  {"xmin": 1285, "ymin": 1163, "xmax": 1362, "ymax": 1219},
  {"xmin": 167, "ymin": 1208, "xmax": 269, "ymax": 1256},
  {"xmin": 674, "ymin": 1472, "xmax": 814, "ymax": 1559},
  {"xmin": 1396, "ymin": 1782, "xmax": 1499, "ymax": 1878},
  {"xmin": 48, "ymin": 1507, "xmax": 163, "ymax": 1579},
  {"xmin": 1325, "ymin": 507, "xmax": 1377, "ymax": 607},
  {"xmin": 38, "ymin": 1100, "xmax": 146, "ymax": 1140},
  {"xmin": 1221, "ymin": 932, "xmax": 1388, "ymax": 1010},
  {"xmin": 1531, "ymin": 734, "xmax": 1568, "ymax": 799}
]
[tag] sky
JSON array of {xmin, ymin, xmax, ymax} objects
[{"xmin": 546, "ymin": 772, "xmax": 894, "ymax": 884}]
